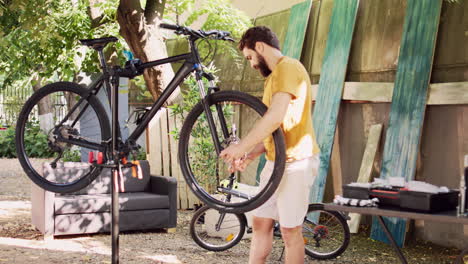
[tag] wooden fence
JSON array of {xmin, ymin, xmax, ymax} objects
[{"xmin": 147, "ymin": 107, "xmax": 201, "ymax": 210}]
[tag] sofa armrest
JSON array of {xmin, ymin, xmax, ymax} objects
[
  {"xmin": 149, "ymin": 175, "xmax": 177, "ymax": 195},
  {"xmin": 31, "ymin": 183, "xmax": 55, "ymax": 238},
  {"xmin": 150, "ymin": 175, "xmax": 177, "ymax": 227}
]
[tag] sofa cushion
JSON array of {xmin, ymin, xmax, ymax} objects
[
  {"xmin": 54, "ymin": 209, "xmax": 171, "ymax": 235},
  {"xmin": 44, "ymin": 160, "xmax": 151, "ymax": 195},
  {"xmin": 54, "ymin": 192, "xmax": 169, "ymax": 214}
]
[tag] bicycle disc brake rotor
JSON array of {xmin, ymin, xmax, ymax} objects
[
  {"xmin": 314, "ymin": 225, "xmax": 329, "ymax": 239},
  {"xmin": 49, "ymin": 125, "xmax": 78, "ymax": 151}
]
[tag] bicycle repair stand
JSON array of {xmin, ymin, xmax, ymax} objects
[
  {"xmin": 107, "ymin": 75, "xmax": 138, "ymax": 264},
  {"xmin": 109, "ymin": 74, "xmax": 123, "ymax": 264}
]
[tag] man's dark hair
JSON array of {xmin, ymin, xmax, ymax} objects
[{"xmin": 238, "ymin": 26, "xmax": 280, "ymax": 51}]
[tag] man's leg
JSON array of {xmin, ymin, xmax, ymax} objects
[
  {"xmin": 249, "ymin": 216, "xmax": 275, "ymax": 264},
  {"xmin": 280, "ymin": 225, "xmax": 305, "ymax": 264}
]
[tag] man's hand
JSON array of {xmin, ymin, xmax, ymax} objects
[
  {"xmin": 228, "ymin": 155, "xmax": 254, "ymax": 173},
  {"xmin": 220, "ymin": 143, "xmax": 248, "ymax": 164}
]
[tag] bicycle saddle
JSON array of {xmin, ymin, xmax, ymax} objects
[{"xmin": 79, "ymin": 37, "xmax": 118, "ymax": 49}]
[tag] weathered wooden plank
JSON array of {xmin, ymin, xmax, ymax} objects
[
  {"xmin": 348, "ymin": 124, "xmax": 382, "ymax": 233},
  {"xmin": 342, "ymin": 82, "xmax": 394, "ymax": 102},
  {"xmin": 309, "ymin": 0, "xmax": 360, "ymax": 205},
  {"xmin": 428, "ymin": 82, "xmax": 468, "ymax": 105},
  {"xmin": 314, "ymin": 82, "xmax": 468, "ymax": 104},
  {"xmin": 282, "ymin": 0, "xmax": 312, "ymax": 59},
  {"xmin": 160, "ymin": 108, "xmax": 171, "ymax": 178},
  {"xmin": 371, "ymin": 0, "xmax": 443, "ymax": 247},
  {"xmin": 168, "ymin": 109, "xmax": 188, "ymax": 210},
  {"xmin": 458, "ymin": 107, "xmax": 468, "ymax": 183},
  {"xmin": 302, "ymin": 0, "xmax": 322, "ymax": 72},
  {"xmin": 331, "ymin": 126, "xmax": 342, "ymax": 196},
  {"xmin": 309, "ymin": 0, "xmax": 334, "ymax": 79},
  {"xmin": 148, "ymin": 110, "xmax": 164, "ymax": 176}
]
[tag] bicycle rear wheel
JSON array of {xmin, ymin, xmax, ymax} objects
[
  {"xmin": 303, "ymin": 204, "xmax": 350, "ymax": 260},
  {"xmin": 190, "ymin": 205, "xmax": 247, "ymax": 251},
  {"xmin": 178, "ymin": 90, "xmax": 286, "ymax": 214},
  {"xmin": 15, "ymin": 82, "xmax": 110, "ymax": 193}
]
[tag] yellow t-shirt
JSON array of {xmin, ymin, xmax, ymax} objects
[{"xmin": 262, "ymin": 56, "xmax": 320, "ymax": 161}]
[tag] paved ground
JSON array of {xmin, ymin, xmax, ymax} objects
[{"xmin": 0, "ymin": 158, "xmax": 465, "ymax": 263}]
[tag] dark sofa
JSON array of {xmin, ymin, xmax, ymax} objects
[{"xmin": 31, "ymin": 160, "xmax": 177, "ymax": 238}]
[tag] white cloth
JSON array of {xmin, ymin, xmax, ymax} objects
[{"xmin": 334, "ymin": 195, "xmax": 379, "ymax": 207}]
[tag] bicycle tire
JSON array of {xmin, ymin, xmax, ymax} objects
[
  {"xmin": 15, "ymin": 82, "xmax": 110, "ymax": 193},
  {"xmin": 304, "ymin": 204, "xmax": 350, "ymax": 260},
  {"xmin": 190, "ymin": 205, "xmax": 247, "ymax": 251},
  {"xmin": 178, "ymin": 90, "xmax": 286, "ymax": 214}
]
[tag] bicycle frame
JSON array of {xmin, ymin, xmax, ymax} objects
[{"xmin": 58, "ymin": 39, "xmax": 226, "ymax": 160}]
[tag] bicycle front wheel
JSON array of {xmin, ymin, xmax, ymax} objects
[
  {"xmin": 15, "ymin": 82, "xmax": 110, "ymax": 193},
  {"xmin": 178, "ymin": 90, "xmax": 286, "ymax": 214},
  {"xmin": 303, "ymin": 204, "xmax": 350, "ymax": 260},
  {"xmin": 190, "ymin": 205, "xmax": 246, "ymax": 251}
]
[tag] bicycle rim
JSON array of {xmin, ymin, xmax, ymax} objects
[
  {"xmin": 179, "ymin": 91, "xmax": 285, "ymax": 214},
  {"xmin": 303, "ymin": 208, "xmax": 350, "ymax": 259},
  {"xmin": 15, "ymin": 82, "xmax": 110, "ymax": 193},
  {"xmin": 190, "ymin": 205, "xmax": 246, "ymax": 251}
]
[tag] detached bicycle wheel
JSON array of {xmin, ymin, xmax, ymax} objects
[
  {"xmin": 178, "ymin": 90, "xmax": 286, "ymax": 214},
  {"xmin": 15, "ymin": 82, "xmax": 110, "ymax": 193},
  {"xmin": 303, "ymin": 204, "xmax": 350, "ymax": 260},
  {"xmin": 190, "ymin": 205, "xmax": 246, "ymax": 251}
]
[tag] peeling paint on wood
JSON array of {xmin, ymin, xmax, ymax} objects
[
  {"xmin": 371, "ymin": 0, "xmax": 443, "ymax": 247},
  {"xmin": 309, "ymin": 0, "xmax": 360, "ymax": 205}
]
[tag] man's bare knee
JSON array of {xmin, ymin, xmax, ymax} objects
[
  {"xmin": 252, "ymin": 216, "xmax": 274, "ymax": 234},
  {"xmin": 280, "ymin": 226, "xmax": 303, "ymax": 247}
]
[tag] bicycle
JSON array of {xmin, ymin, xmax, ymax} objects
[
  {"xmin": 190, "ymin": 203, "xmax": 350, "ymax": 260},
  {"xmin": 15, "ymin": 23, "xmax": 286, "ymax": 214}
]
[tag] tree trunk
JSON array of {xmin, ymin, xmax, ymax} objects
[
  {"xmin": 32, "ymin": 76, "xmax": 54, "ymax": 132},
  {"xmin": 116, "ymin": 0, "xmax": 180, "ymax": 104}
]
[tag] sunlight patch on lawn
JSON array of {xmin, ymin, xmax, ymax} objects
[
  {"xmin": 0, "ymin": 236, "xmax": 110, "ymax": 255},
  {"xmin": 0, "ymin": 201, "xmax": 30, "ymax": 218},
  {"xmin": 143, "ymin": 254, "xmax": 182, "ymax": 263}
]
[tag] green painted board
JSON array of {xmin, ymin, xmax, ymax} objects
[
  {"xmin": 282, "ymin": 0, "xmax": 313, "ymax": 59},
  {"xmin": 309, "ymin": 0, "xmax": 360, "ymax": 205},
  {"xmin": 256, "ymin": 0, "xmax": 313, "ymax": 182},
  {"xmin": 370, "ymin": 0, "xmax": 443, "ymax": 247}
]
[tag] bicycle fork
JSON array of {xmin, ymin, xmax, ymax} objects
[
  {"xmin": 196, "ymin": 71, "xmax": 236, "ymax": 176},
  {"xmin": 196, "ymin": 72, "xmax": 229, "ymax": 155}
]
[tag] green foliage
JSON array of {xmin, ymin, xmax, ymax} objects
[
  {"xmin": 62, "ymin": 149, "xmax": 81, "ymax": 162},
  {"xmin": 0, "ymin": 126, "xmax": 16, "ymax": 158},
  {"xmin": 0, "ymin": 121, "xmax": 54, "ymax": 158},
  {"xmin": 165, "ymin": 0, "xmax": 193, "ymax": 25},
  {"xmin": 0, "ymin": 0, "xmax": 124, "ymax": 89},
  {"xmin": 169, "ymin": 65, "xmax": 233, "ymax": 188},
  {"xmin": 132, "ymin": 149, "xmax": 147, "ymax": 161},
  {"xmin": 163, "ymin": 0, "xmax": 252, "ymax": 67}
]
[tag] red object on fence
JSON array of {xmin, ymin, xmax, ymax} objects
[{"xmin": 88, "ymin": 152, "xmax": 94, "ymax": 163}]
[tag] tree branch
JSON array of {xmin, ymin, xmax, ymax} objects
[
  {"xmin": 87, "ymin": 0, "xmax": 106, "ymax": 28},
  {"xmin": 144, "ymin": 0, "xmax": 165, "ymax": 25}
]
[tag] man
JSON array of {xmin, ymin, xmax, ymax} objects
[{"xmin": 220, "ymin": 26, "xmax": 320, "ymax": 264}]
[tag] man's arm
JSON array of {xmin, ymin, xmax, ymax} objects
[{"xmin": 220, "ymin": 92, "xmax": 291, "ymax": 163}]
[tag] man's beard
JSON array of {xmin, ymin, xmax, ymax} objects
[{"xmin": 254, "ymin": 54, "xmax": 271, "ymax": 77}]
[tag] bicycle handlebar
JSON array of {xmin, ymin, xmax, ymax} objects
[
  {"xmin": 159, "ymin": 23, "xmax": 234, "ymax": 42},
  {"xmin": 159, "ymin": 23, "xmax": 181, "ymax": 31}
]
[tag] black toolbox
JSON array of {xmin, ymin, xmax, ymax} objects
[
  {"xmin": 342, "ymin": 185, "xmax": 370, "ymax": 199},
  {"xmin": 369, "ymin": 188, "xmax": 401, "ymax": 207},
  {"xmin": 399, "ymin": 190, "xmax": 459, "ymax": 213}
]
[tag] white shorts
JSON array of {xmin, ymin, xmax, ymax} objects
[{"xmin": 252, "ymin": 155, "xmax": 319, "ymax": 228}]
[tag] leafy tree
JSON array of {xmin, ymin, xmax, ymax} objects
[{"xmin": 0, "ymin": 0, "xmax": 251, "ymax": 105}]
